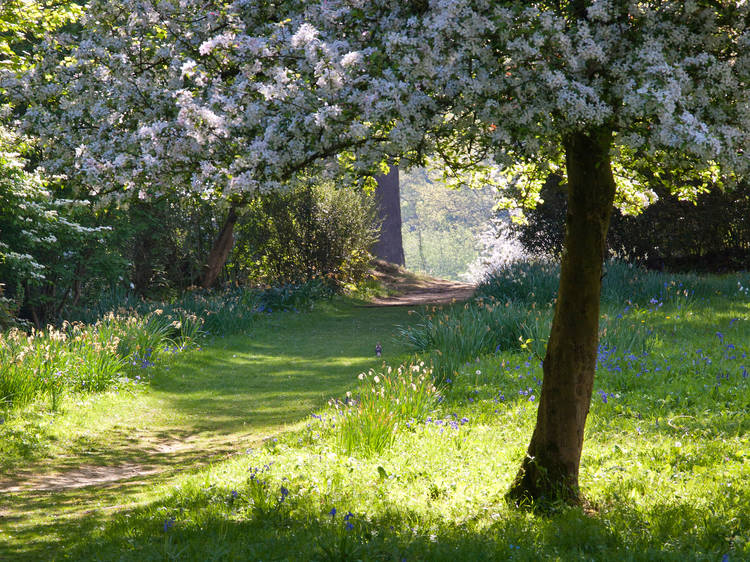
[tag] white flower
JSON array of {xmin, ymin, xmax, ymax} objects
[
  {"xmin": 180, "ymin": 60, "xmax": 197, "ymax": 78},
  {"xmin": 340, "ymin": 51, "xmax": 362, "ymax": 68},
  {"xmin": 291, "ymin": 23, "xmax": 318, "ymax": 48}
]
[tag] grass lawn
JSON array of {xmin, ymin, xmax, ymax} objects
[
  {"xmin": 0, "ymin": 299, "xmax": 415, "ymax": 560},
  {"xmin": 1, "ymin": 270, "xmax": 749, "ymax": 561}
]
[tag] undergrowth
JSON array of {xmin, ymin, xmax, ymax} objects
[
  {"xmin": 0, "ymin": 280, "xmax": 333, "ymax": 413},
  {"xmin": 400, "ymin": 259, "xmax": 749, "ymax": 380}
]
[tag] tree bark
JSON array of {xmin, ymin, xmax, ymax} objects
[
  {"xmin": 201, "ymin": 205, "xmax": 239, "ymax": 289},
  {"xmin": 372, "ymin": 164, "xmax": 405, "ymax": 265},
  {"xmin": 507, "ymin": 128, "xmax": 617, "ymax": 506}
]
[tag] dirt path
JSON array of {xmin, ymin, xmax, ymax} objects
[
  {"xmin": 365, "ymin": 259, "xmax": 475, "ymax": 306},
  {"xmin": 0, "ymin": 432, "xmax": 248, "ymax": 494}
]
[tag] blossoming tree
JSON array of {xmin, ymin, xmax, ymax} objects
[{"xmin": 6, "ymin": 0, "xmax": 749, "ymax": 504}]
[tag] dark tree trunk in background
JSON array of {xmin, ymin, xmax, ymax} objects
[
  {"xmin": 201, "ymin": 205, "xmax": 239, "ymax": 289},
  {"xmin": 373, "ymin": 164, "xmax": 405, "ymax": 265},
  {"xmin": 507, "ymin": 129, "xmax": 617, "ymax": 506}
]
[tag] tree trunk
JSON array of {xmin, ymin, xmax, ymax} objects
[
  {"xmin": 507, "ymin": 128, "xmax": 617, "ymax": 506},
  {"xmin": 372, "ymin": 164, "xmax": 405, "ymax": 265},
  {"xmin": 201, "ymin": 205, "xmax": 239, "ymax": 289}
]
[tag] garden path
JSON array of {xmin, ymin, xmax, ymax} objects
[{"xmin": 365, "ymin": 259, "xmax": 475, "ymax": 306}]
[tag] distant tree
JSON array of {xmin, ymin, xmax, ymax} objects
[
  {"xmin": 8, "ymin": 1, "xmax": 749, "ymax": 505},
  {"xmin": 400, "ymin": 167, "xmax": 496, "ymax": 279},
  {"xmin": 372, "ymin": 165, "xmax": 405, "ymax": 266}
]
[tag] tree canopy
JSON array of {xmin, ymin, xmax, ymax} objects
[{"xmin": 6, "ymin": 1, "xmax": 748, "ymax": 203}]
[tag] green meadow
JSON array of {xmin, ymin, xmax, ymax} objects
[{"xmin": 1, "ymin": 263, "xmax": 749, "ymax": 561}]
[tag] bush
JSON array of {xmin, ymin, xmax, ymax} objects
[
  {"xmin": 0, "ymin": 125, "xmax": 125, "ymax": 327},
  {"xmin": 232, "ymin": 180, "xmax": 379, "ymax": 285},
  {"xmin": 0, "ymin": 284, "xmax": 24, "ymax": 331},
  {"xmin": 513, "ymin": 176, "xmax": 750, "ymax": 272}
]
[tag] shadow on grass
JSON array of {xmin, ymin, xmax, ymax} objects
[
  {"xmin": 145, "ymin": 303, "xmax": 420, "ymax": 436},
  {"xmin": 0, "ymin": 303, "xmax": 419, "ymax": 475},
  {"xmin": 0, "ymin": 303, "xmax": 428, "ymax": 546},
  {"xmin": 1, "ymin": 466, "xmax": 739, "ymax": 562}
]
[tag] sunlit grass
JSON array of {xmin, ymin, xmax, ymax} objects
[{"xmin": 1, "ymin": 266, "xmax": 749, "ymax": 560}]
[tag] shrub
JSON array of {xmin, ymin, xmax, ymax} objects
[
  {"xmin": 0, "ymin": 284, "xmax": 24, "ymax": 331},
  {"xmin": 232, "ymin": 180, "xmax": 379, "ymax": 285},
  {"xmin": 513, "ymin": 176, "xmax": 750, "ymax": 272}
]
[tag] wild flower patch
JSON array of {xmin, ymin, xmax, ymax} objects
[
  {"xmin": 402, "ymin": 261, "xmax": 750, "ymax": 390},
  {"xmin": 1, "ymin": 280, "xmax": 335, "ymax": 413},
  {"xmin": 0, "ymin": 309, "xmax": 203, "ymax": 411},
  {"xmin": 328, "ymin": 361, "xmax": 440, "ymax": 456}
]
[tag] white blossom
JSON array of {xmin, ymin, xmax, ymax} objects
[
  {"xmin": 340, "ymin": 51, "xmax": 362, "ymax": 68},
  {"xmin": 0, "ymin": 0, "xmax": 746, "ymax": 208}
]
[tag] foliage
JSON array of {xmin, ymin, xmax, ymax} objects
[
  {"xmin": 233, "ymin": 180, "xmax": 379, "ymax": 285},
  {"xmin": 0, "ymin": 306, "xmax": 207, "ymax": 411},
  {"xmin": 8, "ymin": 1, "xmax": 748, "ymax": 210},
  {"xmin": 0, "ymin": 125, "xmax": 121, "ymax": 326},
  {"xmin": 0, "ymin": 0, "xmax": 83, "ymax": 72},
  {"xmin": 0, "ymin": 283, "xmax": 23, "ymax": 330},
  {"xmin": 461, "ymin": 215, "xmax": 528, "ymax": 283},
  {"xmin": 0, "ymin": 276, "xmax": 340, "ymax": 414},
  {"xmin": 111, "ymin": 196, "xmax": 220, "ymax": 296},
  {"xmin": 397, "ymin": 301, "xmax": 534, "ymax": 382},
  {"xmin": 474, "ymin": 260, "xmax": 561, "ymax": 306},
  {"xmin": 515, "ymin": 177, "xmax": 750, "ymax": 271}
]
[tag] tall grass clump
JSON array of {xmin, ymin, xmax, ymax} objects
[
  {"xmin": 396, "ymin": 300, "xmax": 548, "ymax": 381},
  {"xmin": 475, "ymin": 258, "xmax": 750, "ymax": 309},
  {"xmin": 0, "ymin": 310, "xmax": 205, "ymax": 412},
  {"xmin": 474, "ymin": 260, "xmax": 559, "ymax": 305},
  {"xmin": 598, "ymin": 311, "xmax": 655, "ymax": 357},
  {"xmin": 70, "ymin": 279, "xmax": 333, "ymax": 335},
  {"xmin": 331, "ymin": 362, "xmax": 439, "ymax": 456}
]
